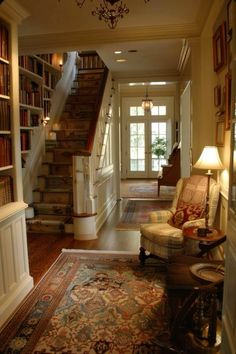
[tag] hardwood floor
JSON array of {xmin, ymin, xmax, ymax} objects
[{"xmin": 27, "ymin": 199, "xmax": 140, "ymax": 284}]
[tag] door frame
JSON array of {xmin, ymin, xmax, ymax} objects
[{"xmin": 121, "ymin": 96, "xmax": 174, "ymax": 179}]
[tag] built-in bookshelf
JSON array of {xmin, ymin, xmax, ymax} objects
[
  {"xmin": 18, "ymin": 53, "xmax": 62, "ymax": 154},
  {"xmin": 0, "ymin": 4, "xmax": 34, "ymax": 329},
  {"xmin": 0, "ymin": 20, "xmax": 13, "ymax": 206}
]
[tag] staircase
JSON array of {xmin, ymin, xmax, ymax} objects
[{"xmin": 27, "ymin": 53, "xmax": 108, "ymax": 234}]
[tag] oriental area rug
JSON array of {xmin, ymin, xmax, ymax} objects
[
  {"xmin": 0, "ymin": 251, "xmax": 169, "ymax": 354},
  {"xmin": 116, "ymin": 199, "xmax": 172, "ymax": 230},
  {"xmin": 120, "ymin": 180, "xmax": 175, "ymax": 199}
]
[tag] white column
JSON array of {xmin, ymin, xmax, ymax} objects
[{"xmin": 73, "ymin": 155, "xmax": 97, "ymax": 240}]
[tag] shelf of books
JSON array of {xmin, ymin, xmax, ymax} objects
[
  {"xmin": 0, "ymin": 20, "xmax": 13, "ymax": 208},
  {"xmin": 0, "ymin": 4, "xmax": 34, "ymax": 329},
  {"xmin": 18, "ymin": 54, "xmax": 62, "ymax": 153}
]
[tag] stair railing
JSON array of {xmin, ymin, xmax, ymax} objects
[
  {"xmin": 72, "ymin": 71, "xmax": 115, "ymax": 240},
  {"xmin": 22, "ymin": 52, "xmax": 77, "ymax": 205}
]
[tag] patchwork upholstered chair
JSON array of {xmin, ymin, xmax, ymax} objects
[{"xmin": 139, "ymin": 175, "xmax": 220, "ymax": 263}]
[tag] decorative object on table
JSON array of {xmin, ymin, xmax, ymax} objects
[
  {"xmin": 151, "ymin": 136, "xmax": 167, "ymax": 159},
  {"xmin": 189, "ymin": 262, "xmax": 224, "ymax": 282},
  {"xmin": 194, "ymin": 146, "xmax": 224, "ymax": 236}
]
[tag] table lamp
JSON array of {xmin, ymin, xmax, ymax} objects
[{"xmin": 194, "ymin": 146, "xmax": 224, "ymax": 235}]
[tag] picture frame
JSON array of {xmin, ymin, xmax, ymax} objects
[
  {"xmin": 213, "ymin": 22, "xmax": 227, "ymax": 73},
  {"xmin": 227, "ymin": 0, "xmax": 233, "ymax": 41},
  {"xmin": 214, "ymin": 85, "xmax": 221, "ymax": 107},
  {"xmin": 225, "ymin": 72, "xmax": 232, "ymax": 130},
  {"xmin": 216, "ymin": 121, "xmax": 225, "ymax": 146}
]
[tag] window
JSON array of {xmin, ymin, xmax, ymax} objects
[
  {"xmin": 130, "ymin": 106, "xmax": 144, "ymax": 116},
  {"xmin": 151, "ymin": 105, "xmax": 167, "ymax": 116}
]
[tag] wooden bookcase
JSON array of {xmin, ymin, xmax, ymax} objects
[
  {"xmin": 18, "ymin": 53, "xmax": 62, "ymax": 154},
  {"xmin": 0, "ymin": 20, "xmax": 13, "ymax": 207},
  {"xmin": 0, "ymin": 2, "xmax": 33, "ymax": 329}
]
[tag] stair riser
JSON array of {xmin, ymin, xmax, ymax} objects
[
  {"xmin": 55, "ymin": 130, "xmax": 88, "ymax": 140},
  {"xmin": 73, "ymin": 81, "xmax": 100, "ymax": 89},
  {"xmin": 41, "ymin": 164, "xmax": 72, "ymax": 176},
  {"xmin": 33, "ymin": 191, "xmax": 72, "ymax": 204},
  {"xmin": 38, "ymin": 176, "xmax": 72, "ymax": 190},
  {"xmin": 43, "ymin": 151, "xmax": 54, "ymax": 163},
  {"xmin": 76, "ymin": 72, "xmax": 103, "ymax": 80},
  {"xmin": 34, "ymin": 204, "xmax": 72, "ymax": 216},
  {"xmin": 59, "ymin": 120, "xmax": 91, "ymax": 130},
  {"xmin": 67, "ymin": 96, "xmax": 97, "ymax": 104},
  {"xmin": 27, "ymin": 222, "xmax": 65, "ymax": 234},
  {"xmin": 71, "ymin": 87, "xmax": 98, "ymax": 96},
  {"xmin": 61, "ymin": 111, "xmax": 93, "ymax": 120},
  {"xmin": 53, "ymin": 141, "xmax": 87, "ymax": 150},
  {"xmin": 65, "ymin": 103, "xmax": 96, "ymax": 112},
  {"xmin": 54, "ymin": 151, "xmax": 73, "ymax": 163}
]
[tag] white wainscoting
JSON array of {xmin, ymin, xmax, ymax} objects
[
  {"xmin": 221, "ymin": 213, "xmax": 236, "ymax": 354},
  {"xmin": 0, "ymin": 202, "xmax": 33, "ymax": 328},
  {"xmin": 96, "ymin": 171, "xmax": 117, "ymax": 232}
]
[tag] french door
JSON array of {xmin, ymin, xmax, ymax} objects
[
  {"xmin": 127, "ymin": 120, "xmax": 167, "ymax": 178},
  {"xmin": 122, "ymin": 97, "xmax": 173, "ymax": 179}
]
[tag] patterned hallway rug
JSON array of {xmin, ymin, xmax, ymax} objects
[
  {"xmin": 116, "ymin": 199, "xmax": 172, "ymax": 230},
  {"xmin": 120, "ymin": 180, "xmax": 175, "ymax": 199},
  {"xmin": 0, "ymin": 251, "xmax": 168, "ymax": 354}
]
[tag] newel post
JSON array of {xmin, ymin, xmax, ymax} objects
[{"xmin": 72, "ymin": 155, "xmax": 97, "ymax": 240}]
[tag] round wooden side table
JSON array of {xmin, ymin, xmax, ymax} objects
[{"xmin": 183, "ymin": 226, "xmax": 226, "ymax": 257}]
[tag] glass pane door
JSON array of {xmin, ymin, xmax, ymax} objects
[
  {"xmin": 127, "ymin": 122, "xmax": 147, "ymax": 177},
  {"xmin": 151, "ymin": 122, "xmax": 167, "ymax": 173}
]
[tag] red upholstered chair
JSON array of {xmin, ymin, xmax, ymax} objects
[{"xmin": 139, "ymin": 175, "xmax": 220, "ymax": 263}]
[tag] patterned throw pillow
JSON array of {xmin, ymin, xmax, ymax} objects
[{"xmin": 168, "ymin": 204, "xmax": 205, "ymax": 229}]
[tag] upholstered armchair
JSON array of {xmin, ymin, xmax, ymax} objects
[{"xmin": 139, "ymin": 175, "xmax": 220, "ymax": 263}]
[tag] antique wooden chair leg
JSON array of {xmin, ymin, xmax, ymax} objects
[{"xmin": 139, "ymin": 246, "xmax": 147, "ymax": 265}]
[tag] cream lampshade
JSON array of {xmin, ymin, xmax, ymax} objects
[
  {"xmin": 194, "ymin": 146, "xmax": 224, "ymax": 235},
  {"xmin": 194, "ymin": 146, "xmax": 224, "ymax": 172}
]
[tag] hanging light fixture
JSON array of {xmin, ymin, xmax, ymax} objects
[
  {"xmin": 58, "ymin": 0, "xmax": 150, "ymax": 29},
  {"xmin": 142, "ymin": 86, "xmax": 153, "ymax": 113}
]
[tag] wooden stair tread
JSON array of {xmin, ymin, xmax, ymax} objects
[
  {"xmin": 38, "ymin": 174, "xmax": 72, "ymax": 178},
  {"xmin": 27, "ymin": 216, "xmax": 69, "ymax": 223},
  {"xmin": 34, "ymin": 187, "xmax": 72, "ymax": 192},
  {"xmin": 42, "ymin": 161, "xmax": 72, "ymax": 165},
  {"xmin": 33, "ymin": 202, "xmax": 72, "ymax": 207}
]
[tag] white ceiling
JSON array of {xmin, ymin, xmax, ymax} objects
[{"xmin": 14, "ymin": 0, "xmax": 214, "ymax": 81}]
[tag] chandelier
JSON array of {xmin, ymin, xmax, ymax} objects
[
  {"xmin": 142, "ymin": 86, "xmax": 153, "ymax": 113},
  {"xmin": 58, "ymin": 0, "xmax": 150, "ymax": 29}
]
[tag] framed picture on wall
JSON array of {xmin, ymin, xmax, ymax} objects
[
  {"xmin": 225, "ymin": 72, "xmax": 232, "ymax": 130},
  {"xmin": 214, "ymin": 85, "xmax": 221, "ymax": 107},
  {"xmin": 227, "ymin": 0, "xmax": 233, "ymax": 41},
  {"xmin": 216, "ymin": 121, "xmax": 225, "ymax": 146},
  {"xmin": 213, "ymin": 22, "xmax": 227, "ymax": 73}
]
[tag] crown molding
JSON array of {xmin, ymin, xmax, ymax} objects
[
  {"xmin": 177, "ymin": 39, "xmax": 191, "ymax": 74},
  {"xmin": 19, "ymin": 22, "xmax": 200, "ymax": 54},
  {"xmin": 114, "ymin": 71, "xmax": 180, "ymax": 82},
  {"xmin": 0, "ymin": 0, "xmax": 29, "ymax": 24}
]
